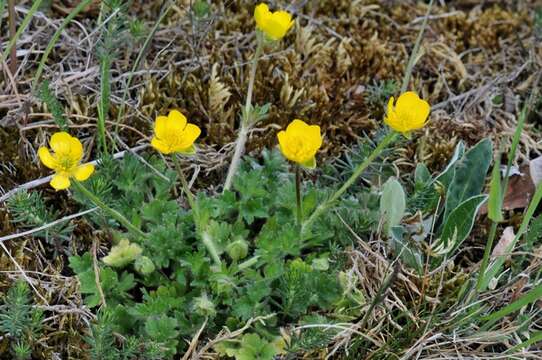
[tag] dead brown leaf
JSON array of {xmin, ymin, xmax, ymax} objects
[{"xmin": 491, "ymin": 226, "xmax": 515, "ymax": 259}]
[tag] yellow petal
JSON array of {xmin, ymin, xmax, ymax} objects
[
  {"xmin": 287, "ymin": 119, "xmax": 308, "ymax": 136},
  {"xmin": 395, "ymin": 91, "xmax": 420, "ymax": 111},
  {"xmin": 68, "ymin": 135, "xmax": 84, "ymax": 162},
  {"xmin": 176, "ymin": 123, "xmax": 201, "ymax": 151},
  {"xmin": 395, "ymin": 92, "xmax": 430, "ymax": 130},
  {"xmin": 178, "ymin": 144, "xmax": 196, "ymax": 155},
  {"xmin": 387, "ymin": 96, "xmax": 395, "ymax": 115},
  {"xmin": 306, "ymin": 124, "xmax": 322, "ymax": 151},
  {"xmin": 73, "ymin": 163, "xmax": 95, "ymax": 181},
  {"xmin": 50, "ymin": 174, "xmax": 71, "ymax": 190},
  {"xmin": 272, "ymin": 11, "xmax": 294, "ymax": 34},
  {"xmin": 265, "ymin": 14, "xmax": 292, "ymax": 40},
  {"xmin": 254, "ymin": 3, "xmax": 270, "ymax": 30},
  {"xmin": 151, "ymin": 137, "xmax": 172, "ymax": 155},
  {"xmin": 168, "ymin": 110, "xmax": 188, "ymax": 130},
  {"xmin": 38, "ymin": 147, "xmax": 58, "ymax": 170},
  {"xmin": 49, "ymin": 132, "xmax": 74, "ymax": 155},
  {"xmin": 277, "ymin": 130, "xmax": 294, "ymax": 161},
  {"xmin": 154, "ymin": 116, "xmax": 170, "ymax": 139}
]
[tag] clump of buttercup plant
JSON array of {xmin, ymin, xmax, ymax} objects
[{"xmin": 14, "ymin": 2, "xmax": 521, "ymax": 358}]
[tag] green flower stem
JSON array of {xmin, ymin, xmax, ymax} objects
[
  {"xmin": 173, "ymin": 155, "xmax": 222, "ymax": 266},
  {"xmin": 173, "ymin": 154, "xmax": 196, "ymax": 211},
  {"xmin": 72, "ymin": 181, "xmax": 146, "ymax": 239},
  {"xmin": 295, "ymin": 165, "xmax": 303, "ymax": 225},
  {"xmin": 223, "ymin": 33, "xmax": 264, "ymax": 191},
  {"xmin": 301, "ymin": 131, "xmax": 398, "ymax": 235}
]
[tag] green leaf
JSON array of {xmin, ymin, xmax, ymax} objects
[
  {"xmin": 390, "ymin": 226, "xmax": 424, "ymax": 274},
  {"xmin": 231, "ymin": 334, "xmax": 280, "ymax": 360},
  {"xmin": 380, "ymin": 177, "xmax": 406, "ymax": 235},
  {"xmin": 414, "ymin": 163, "xmax": 431, "ymax": 184},
  {"xmin": 443, "ymin": 138, "xmax": 492, "ymax": 219},
  {"xmin": 433, "ymin": 195, "xmax": 488, "ymax": 257}
]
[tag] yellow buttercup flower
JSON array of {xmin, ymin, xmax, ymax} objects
[
  {"xmin": 254, "ymin": 3, "xmax": 294, "ymax": 41},
  {"xmin": 384, "ymin": 91, "xmax": 430, "ymax": 134},
  {"xmin": 151, "ymin": 110, "xmax": 201, "ymax": 155},
  {"xmin": 38, "ymin": 132, "xmax": 95, "ymax": 190},
  {"xmin": 277, "ymin": 119, "xmax": 322, "ymax": 168}
]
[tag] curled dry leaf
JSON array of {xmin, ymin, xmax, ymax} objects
[
  {"xmin": 481, "ymin": 155, "xmax": 542, "ymax": 214},
  {"xmin": 491, "ymin": 226, "xmax": 515, "ymax": 259}
]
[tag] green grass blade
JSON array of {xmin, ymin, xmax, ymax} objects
[
  {"xmin": 507, "ymin": 331, "xmax": 542, "ymax": 353},
  {"xmin": 1, "ymin": 0, "xmax": 45, "ymax": 64},
  {"xmin": 0, "ymin": 0, "xmax": 6, "ymax": 30},
  {"xmin": 97, "ymin": 54, "xmax": 110, "ymax": 154},
  {"xmin": 32, "ymin": 0, "xmax": 93, "ymax": 88},
  {"xmin": 480, "ymin": 282, "xmax": 542, "ymax": 331},
  {"xmin": 487, "ymin": 151, "xmax": 503, "ymax": 222},
  {"xmin": 400, "ymin": 0, "xmax": 433, "ymax": 94}
]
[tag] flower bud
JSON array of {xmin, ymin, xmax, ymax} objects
[
  {"xmin": 193, "ymin": 294, "xmax": 216, "ymax": 317},
  {"xmin": 226, "ymin": 237, "xmax": 249, "ymax": 261},
  {"xmin": 134, "ymin": 256, "xmax": 155, "ymax": 275}
]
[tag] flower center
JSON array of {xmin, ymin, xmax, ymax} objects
[{"xmin": 56, "ymin": 154, "xmax": 77, "ymax": 172}]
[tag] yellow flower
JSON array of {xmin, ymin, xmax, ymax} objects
[
  {"xmin": 277, "ymin": 119, "xmax": 322, "ymax": 168},
  {"xmin": 384, "ymin": 91, "xmax": 431, "ymax": 134},
  {"xmin": 38, "ymin": 132, "xmax": 95, "ymax": 190},
  {"xmin": 254, "ymin": 3, "xmax": 294, "ymax": 41},
  {"xmin": 151, "ymin": 110, "xmax": 201, "ymax": 155}
]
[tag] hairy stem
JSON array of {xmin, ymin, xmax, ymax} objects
[
  {"xmin": 173, "ymin": 155, "xmax": 222, "ymax": 266},
  {"xmin": 302, "ymin": 131, "xmax": 398, "ymax": 235},
  {"xmin": 223, "ymin": 35, "xmax": 264, "ymax": 191},
  {"xmin": 72, "ymin": 181, "xmax": 146, "ymax": 239},
  {"xmin": 173, "ymin": 154, "xmax": 196, "ymax": 211},
  {"xmin": 295, "ymin": 166, "xmax": 302, "ymax": 225}
]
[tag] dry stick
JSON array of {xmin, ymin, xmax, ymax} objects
[
  {"xmin": 91, "ymin": 238, "xmax": 106, "ymax": 307},
  {"xmin": 357, "ymin": 262, "xmax": 400, "ymax": 332},
  {"xmin": 0, "ymin": 242, "xmax": 48, "ymax": 304},
  {"xmin": 181, "ymin": 317, "xmax": 208, "ymax": 360},
  {"xmin": 0, "ymin": 144, "xmax": 148, "ymax": 203},
  {"xmin": 192, "ymin": 313, "xmax": 275, "ymax": 359},
  {"xmin": 0, "ymin": 208, "xmax": 98, "ymax": 243}
]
